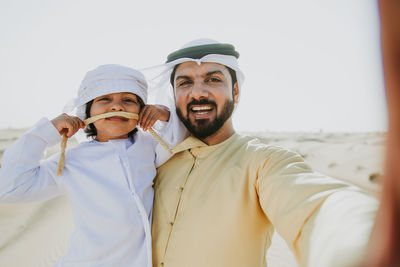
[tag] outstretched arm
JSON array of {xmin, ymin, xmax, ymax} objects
[{"xmin": 256, "ymin": 147, "xmax": 378, "ymax": 267}]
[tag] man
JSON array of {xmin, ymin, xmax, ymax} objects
[{"xmin": 151, "ymin": 39, "xmax": 378, "ymax": 267}]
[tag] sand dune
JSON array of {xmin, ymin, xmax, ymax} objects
[{"xmin": 0, "ymin": 128, "xmax": 384, "ymax": 267}]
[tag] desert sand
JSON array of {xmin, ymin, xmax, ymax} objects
[{"xmin": 0, "ymin": 128, "xmax": 384, "ymax": 267}]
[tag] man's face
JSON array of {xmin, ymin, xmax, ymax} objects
[{"xmin": 173, "ymin": 62, "xmax": 239, "ymax": 139}]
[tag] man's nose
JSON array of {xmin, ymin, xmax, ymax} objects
[{"xmin": 190, "ymin": 82, "xmax": 208, "ymax": 100}]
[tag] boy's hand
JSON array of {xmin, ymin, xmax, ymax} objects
[
  {"xmin": 139, "ymin": 105, "xmax": 170, "ymax": 131},
  {"xmin": 51, "ymin": 113, "xmax": 85, "ymax": 138}
]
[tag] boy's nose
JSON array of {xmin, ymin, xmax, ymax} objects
[{"xmin": 110, "ymin": 101, "xmax": 124, "ymax": 111}]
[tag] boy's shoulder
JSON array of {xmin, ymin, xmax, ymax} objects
[
  {"xmin": 135, "ymin": 129, "xmax": 157, "ymax": 146},
  {"xmin": 46, "ymin": 140, "xmax": 95, "ymax": 160},
  {"xmin": 64, "ymin": 140, "xmax": 99, "ymax": 157}
]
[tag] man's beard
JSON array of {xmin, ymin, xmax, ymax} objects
[{"xmin": 176, "ymin": 98, "xmax": 235, "ymax": 139}]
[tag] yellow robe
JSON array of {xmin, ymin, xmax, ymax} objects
[{"xmin": 152, "ymin": 134, "xmax": 378, "ymax": 267}]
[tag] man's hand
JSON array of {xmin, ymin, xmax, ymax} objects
[
  {"xmin": 51, "ymin": 113, "xmax": 85, "ymax": 138},
  {"xmin": 139, "ymin": 105, "xmax": 170, "ymax": 131}
]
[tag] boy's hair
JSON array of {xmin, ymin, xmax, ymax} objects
[{"xmin": 84, "ymin": 95, "xmax": 145, "ymax": 140}]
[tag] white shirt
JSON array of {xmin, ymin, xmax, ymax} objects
[{"xmin": 0, "ymin": 118, "xmax": 171, "ymax": 267}]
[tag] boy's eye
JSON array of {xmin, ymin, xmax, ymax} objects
[
  {"xmin": 97, "ymin": 97, "xmax": 110, "ymax": 101},
  {"xmin": 124, "ymin": 98, "xmax": 137, "ymax": 103}
]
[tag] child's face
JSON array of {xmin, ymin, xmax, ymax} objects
[{"xmin": 90, "ymin": 92, "xmax": 141, "ymax": 142}]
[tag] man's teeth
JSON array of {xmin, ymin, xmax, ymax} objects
[{"xmin": 192, "ymin": 106, "xmax": 212, "ymax": 111}]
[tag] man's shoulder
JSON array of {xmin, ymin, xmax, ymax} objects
[
  {"xmin": 233, "ymin": 133, "xmax": 306, "ymax": 163},
  {"xmin": 233, "ymin": 133, "xmax": 308, "ymax": 170},
  {"xmin": 234, "ymin": 133, "xmax": 294, "ymax": 155}
]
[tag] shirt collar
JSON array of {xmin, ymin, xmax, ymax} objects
[
  {"xmin": 171, "ymin": 136, "xmax": 207, "ymax": 154},
  {"xmin": 171, "ymin": 133, "xmax": 239, "ymax": 157}
]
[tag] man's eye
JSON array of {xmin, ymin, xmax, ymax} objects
[
  {"xmin": 177, "ymin": 80, "xmax": 192, "ymax": 87},
  {"xmin": 207, "ymin": 77, "xmax": 221, "ymax": 83}
]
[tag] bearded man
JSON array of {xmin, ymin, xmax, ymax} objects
[{"xmin": 151, "ymin": 39, "xmax": 378, "ymax": 267}]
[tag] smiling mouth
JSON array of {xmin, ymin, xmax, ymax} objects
[{"xmin": 190, "ymin": 105, "xmax": 214, "ymax": 114}]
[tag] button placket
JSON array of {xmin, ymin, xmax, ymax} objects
[{"xmin": 162, "ymin": 151, "xmax": 197, "ymax": 264}]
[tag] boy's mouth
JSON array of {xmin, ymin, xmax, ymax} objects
[
  {"xmin": 106, "ymin": 116, "xmax": 129, "ymax": 122},
  {"xmin": 84, "ymin": 112, "xmax": 139, "ymax": 125}
]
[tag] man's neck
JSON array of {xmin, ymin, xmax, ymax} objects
[{"xmin": 200, "ymin": 121, "xmax": 236, "ymax": 146}]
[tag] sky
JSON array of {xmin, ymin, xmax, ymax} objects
[{"xmin": 0, "ymin": 0, "xmax": 387, "ymax": 132}]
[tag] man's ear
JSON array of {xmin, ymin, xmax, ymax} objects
[{"xmin": 233, "ymin": 82, "xmax": 239, "ymax": 104}]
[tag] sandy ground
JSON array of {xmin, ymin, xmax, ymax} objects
[{"xmin": 0, "ymin": 128, "xmax": 384, "ymax": 267}]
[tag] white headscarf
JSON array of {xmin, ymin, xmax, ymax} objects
[
  {"xmin": 164, "ymin": 38, "xmax": 244, "ymax": 88},
  {"xmin": 64, "ymin": 64, "xmax": 148, "ymax": 120}
]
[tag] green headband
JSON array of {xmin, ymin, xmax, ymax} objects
[{"xmin": 166, "ymin": 43, "xmax": 240, "ymax": 63}]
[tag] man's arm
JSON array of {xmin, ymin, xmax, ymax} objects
[{"xmin": 256, "ymin": 147, "xmax": 378, "ymax": 267}]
